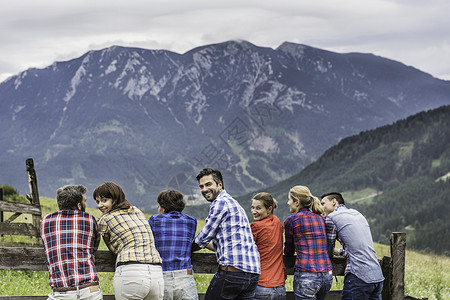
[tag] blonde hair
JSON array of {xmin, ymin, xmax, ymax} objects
[
  {"xmin": 252, "ymin": 192, "xmax": 277, "ymax": 214},
  {"xmin": 289, "ymin": 185, "xmax": 323, "ymax": 215}
]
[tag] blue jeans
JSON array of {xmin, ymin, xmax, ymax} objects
[
  {"xmin": 204, "ymin": 269, "xmax": 260, "ymax": 300},
  {"xmin": 254, "ymin": 285, "xmax": 286, "ymax": 300},
  {"xmin": 342, "ymin": 273, "xmax": 383, "ymax": 300},
  {"xmin": 293, "ymin": 270, "xmax": 333, "ymax": 300}
]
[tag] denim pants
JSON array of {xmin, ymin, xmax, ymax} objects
[
  {"xmin": 113, "ymin": 263, "xmax": 164, "ymax": 300},
  {"xmin": 293, "ymin": 270, "xmax": 333, "ymax": 300},
  {"xmin": 163, "ymin": 269, "xmax": 198, "ymax": 300},
  {"xmin": 341, "ymin": 273, "xmax": 383, "ymax": 300},
  {"xmin": 254, "ymin": 285, "xmax": 286, "ymax": 300},
  {"xmin": 204, "ymin": 269, "xmax": 260, "ymax": 300},
  {"xmin": 48, "ymin": 285, "xmax": 103, "ymax": 300}
]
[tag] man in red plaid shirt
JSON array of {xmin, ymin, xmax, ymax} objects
[{"xmin": 41, "ymin": 185, "xmax": 102, "ymax": 299}]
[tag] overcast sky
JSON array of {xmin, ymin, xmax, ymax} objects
[{"xmin": 1, "ymin": 0, "xmax": 449, "ymax": 83}]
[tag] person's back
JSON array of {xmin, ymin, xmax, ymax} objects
[
  {"xmin": 149, "ymin": 189, "xmax": 198, "ymax": 300},
  {"xmin": 251, "ymin": 192, "xmax": 286, "ymax": 300},
  {"xmin": 99, "ymin": 205, "xmax": 161, "ymax": 265},
  {"xmin": 95, "ymin": 181, "xmax": 163, "ymax": 300},
  {"xmin": 150, "ymin": 211, "xmax": 197, "ymax": 271},
  {"xmin": 252, "ymin": 215, "xmax": 285, "ymax": 286},
  {"xmin": 284, "ymin": 208, "xmax": 331, "ymax": 273},
  {"xmin": 328, "ymin": 206, "xmax": 384, "ymax": 283},
  {"xmin": 321, "ymin": 192, "xmax": 384, "ymax": 300},
  {"xmin": 42, "ymin": 210, "xmax": 100, "ymax": 287},
  {"xmin": 41, "ymin": 184, "xmax": 102, "ymax": 300},
  {"xmin": 284, "ymin": 186, "xmax": 332, "ymax": 300}
]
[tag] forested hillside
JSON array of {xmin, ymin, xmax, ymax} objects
[{"xmin": 235, "ymin": 105, "xmax": 450, "ymax": 255}]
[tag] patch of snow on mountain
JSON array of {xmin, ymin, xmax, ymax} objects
[
  {"xmin": 114, "ymin": 57, "xmax": 142, "ymax": 89},
  {"xmin": 241, "ymin": 55, "xmax": 270, "ymax": 107},
  {"xmin": 277, "ymin": 88, "xmax": 308, "ymax": 112},
  {"xmin": 63, "ymin": 64, "xmax": 86, "ymax": 105},
  {"xmin": 193, "ymin": 52, "xmax": 213, "ymax": 71},
  {"xmin": 388, "ymin": 92, "xmax": 405, "ymax": 105},
  {"xmin": 105, "ymin": 60, "xmax": 118, "ymax": 74},
  {"xmin": 185, "ymin": 93, "xmax": 208, "ymax": 124},
  {"xmin": 256, "ymin": 81, "xmax": 285, "ymax": 105},
  {"xmin": 149, "ymin": 75, "xmax": 169, "ymax": 98},
  {"xmin": 315, "ymin": 59, "xmax": 331, "ymax": 73},
  {"xmin": 168, "ymin": 107, "xmax": 184, "ymax": 127},
  {"xmin": 285, "ymin": 131, "xmax": 307, "ymax": 158},
  {"xmin": 353, "ymin": 90, "xmax": 369, "ymax": 102},
  {"xmin": 277, "ymin": 42, "xmax": 306, "ymax": 59},
  {"xmin": 124, "ymin": 73, "xmax": 151, "ymax": 99},
  {"xmin": 11, "ymin": 105, "xmax": 26, "ymax": 121},
  {"xmin": 14, "ymin": 72, "xmax": 27, "ymax": 90},
  {"xmin": 249, "ymin": 135, "xmax": 280, "ymax": 156}
]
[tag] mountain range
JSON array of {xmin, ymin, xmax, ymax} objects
[
  {"xmin": 230, "ymin": 105, "xmax": 449, "ymax": 255},
  {"xmin": 1, "ymin": 40, "xmax": 450, "ymax": 209}
]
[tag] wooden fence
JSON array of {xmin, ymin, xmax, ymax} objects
[
  {"xmin": 0, "ymin": 160, "xmax": 426, "ymax": 299},
  {"xmin": 0, "ymin": 158, "xmax": 41, "ymax": 239},
  {"xmin": 0, "ymin": 233, "xmax": 421, "ymax": 300}
]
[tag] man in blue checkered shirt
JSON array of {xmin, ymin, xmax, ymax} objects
[{"xmin": 193, "ymin": 168, "xmax": 260, "ymax": 300}]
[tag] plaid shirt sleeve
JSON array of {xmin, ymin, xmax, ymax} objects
[
  {"xmin": 324, "ymin": 215, "xmax": 336, "ymax": 258},
  {"xmin": 284, "ymin": 216, "xmax": 295, "ymax": 256},
  {"xmin": 194, "ymin": 199, "xmax": 225, "ymax": 248}
]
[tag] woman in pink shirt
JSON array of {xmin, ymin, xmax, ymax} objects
[{"xmin": 251, "ymin": 192, "xmax": 287, "ymax": 300}]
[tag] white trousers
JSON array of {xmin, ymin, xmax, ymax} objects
[{"xmin": 113, "ymin": 264, "xmax": 164, "ymax": 300}]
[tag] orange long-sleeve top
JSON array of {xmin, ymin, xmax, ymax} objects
[{"xmin": 251, "ymin": 214, "xmax": 287, "ymax": 287}]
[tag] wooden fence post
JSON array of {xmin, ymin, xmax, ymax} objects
[
  {"xmin": 26, "ymin": 158, "xmax": 41, "ymax": 233},
  {"xmin": 391, "ymin": 232, "xmax": 406, "ymax": 300}
]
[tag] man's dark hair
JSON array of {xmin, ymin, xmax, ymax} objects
[
  {"xmin": 321, "ymin": 192, "xmax": 345, "ymax": 205},
  {"xmin": 157, "ymin": 189, "xmax": 185, "ymax": 213},
  {"xmin": 196, "ymin": 168, "xmax": 224, "ymax": 188},
  {"xmin": 56, "ymin": 185, "xmax": 87, "ymax": 210}
]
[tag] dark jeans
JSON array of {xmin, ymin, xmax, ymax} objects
[
  {"xmin": 293, "ymin": 270, "xmax": 333, "ymax": 300},
  {"xmin": 204, "ymin": 269, "xmax": 260, "ymax": 300},
  {"xmin": 341, "ymin": 273, "xmax": 383, "ymax": 300},
  {"xmin": 254, "ymin": 285, "xmax": 286, "ymax": 300}
]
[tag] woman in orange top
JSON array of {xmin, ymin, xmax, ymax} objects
[{"xmin": 251, "ymin": 192, "xmax": 287, "ymax": 300}]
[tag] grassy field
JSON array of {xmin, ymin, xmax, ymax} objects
[{"xmin": 0, "ymin": 197, "xmax": 449, "ymax": 299}]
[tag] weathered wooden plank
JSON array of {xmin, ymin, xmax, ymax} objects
[
  {"xmin": 391, "ymin": 232, "xmax": 406, "ymax": 300},
  {"xmin": 0, "ymin": 247, "xmax": 348, "ymax": 276},
  {"xmin": 381, "ymin": 255, "xmax": 392, "ymax": 300},
  {"xmin": 0, "ymin": 201, "xmax": 41, "ymax": 215},
  {"xmin": 0, "ymin": 223, "xmax": 40, "ymax": 237},
  {"xmin": 26, "ymin": 158, "xmax": 42, "ymax": 233},
  {"xmin": 5, "ymin": 212, "xmax": 22, "ymax": 223}
]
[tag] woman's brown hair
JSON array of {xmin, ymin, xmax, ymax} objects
[{"xmin": 93, "ymin": 182, "xmax": 131, "ymax": 212}]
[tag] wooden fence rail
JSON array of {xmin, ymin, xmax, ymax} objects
[{"xmin": 0, "ymin": 232, "xmax": 414, "ymax": 300}]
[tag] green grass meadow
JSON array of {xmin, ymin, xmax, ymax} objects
[{"xmin": 0, "ymin": 197, "xmax": 449, "ymax": 299}]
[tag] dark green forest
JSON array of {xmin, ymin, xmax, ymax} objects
[{"xmin": 233, "ymin": 105, "xmax": 450, "ymax": 255}]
